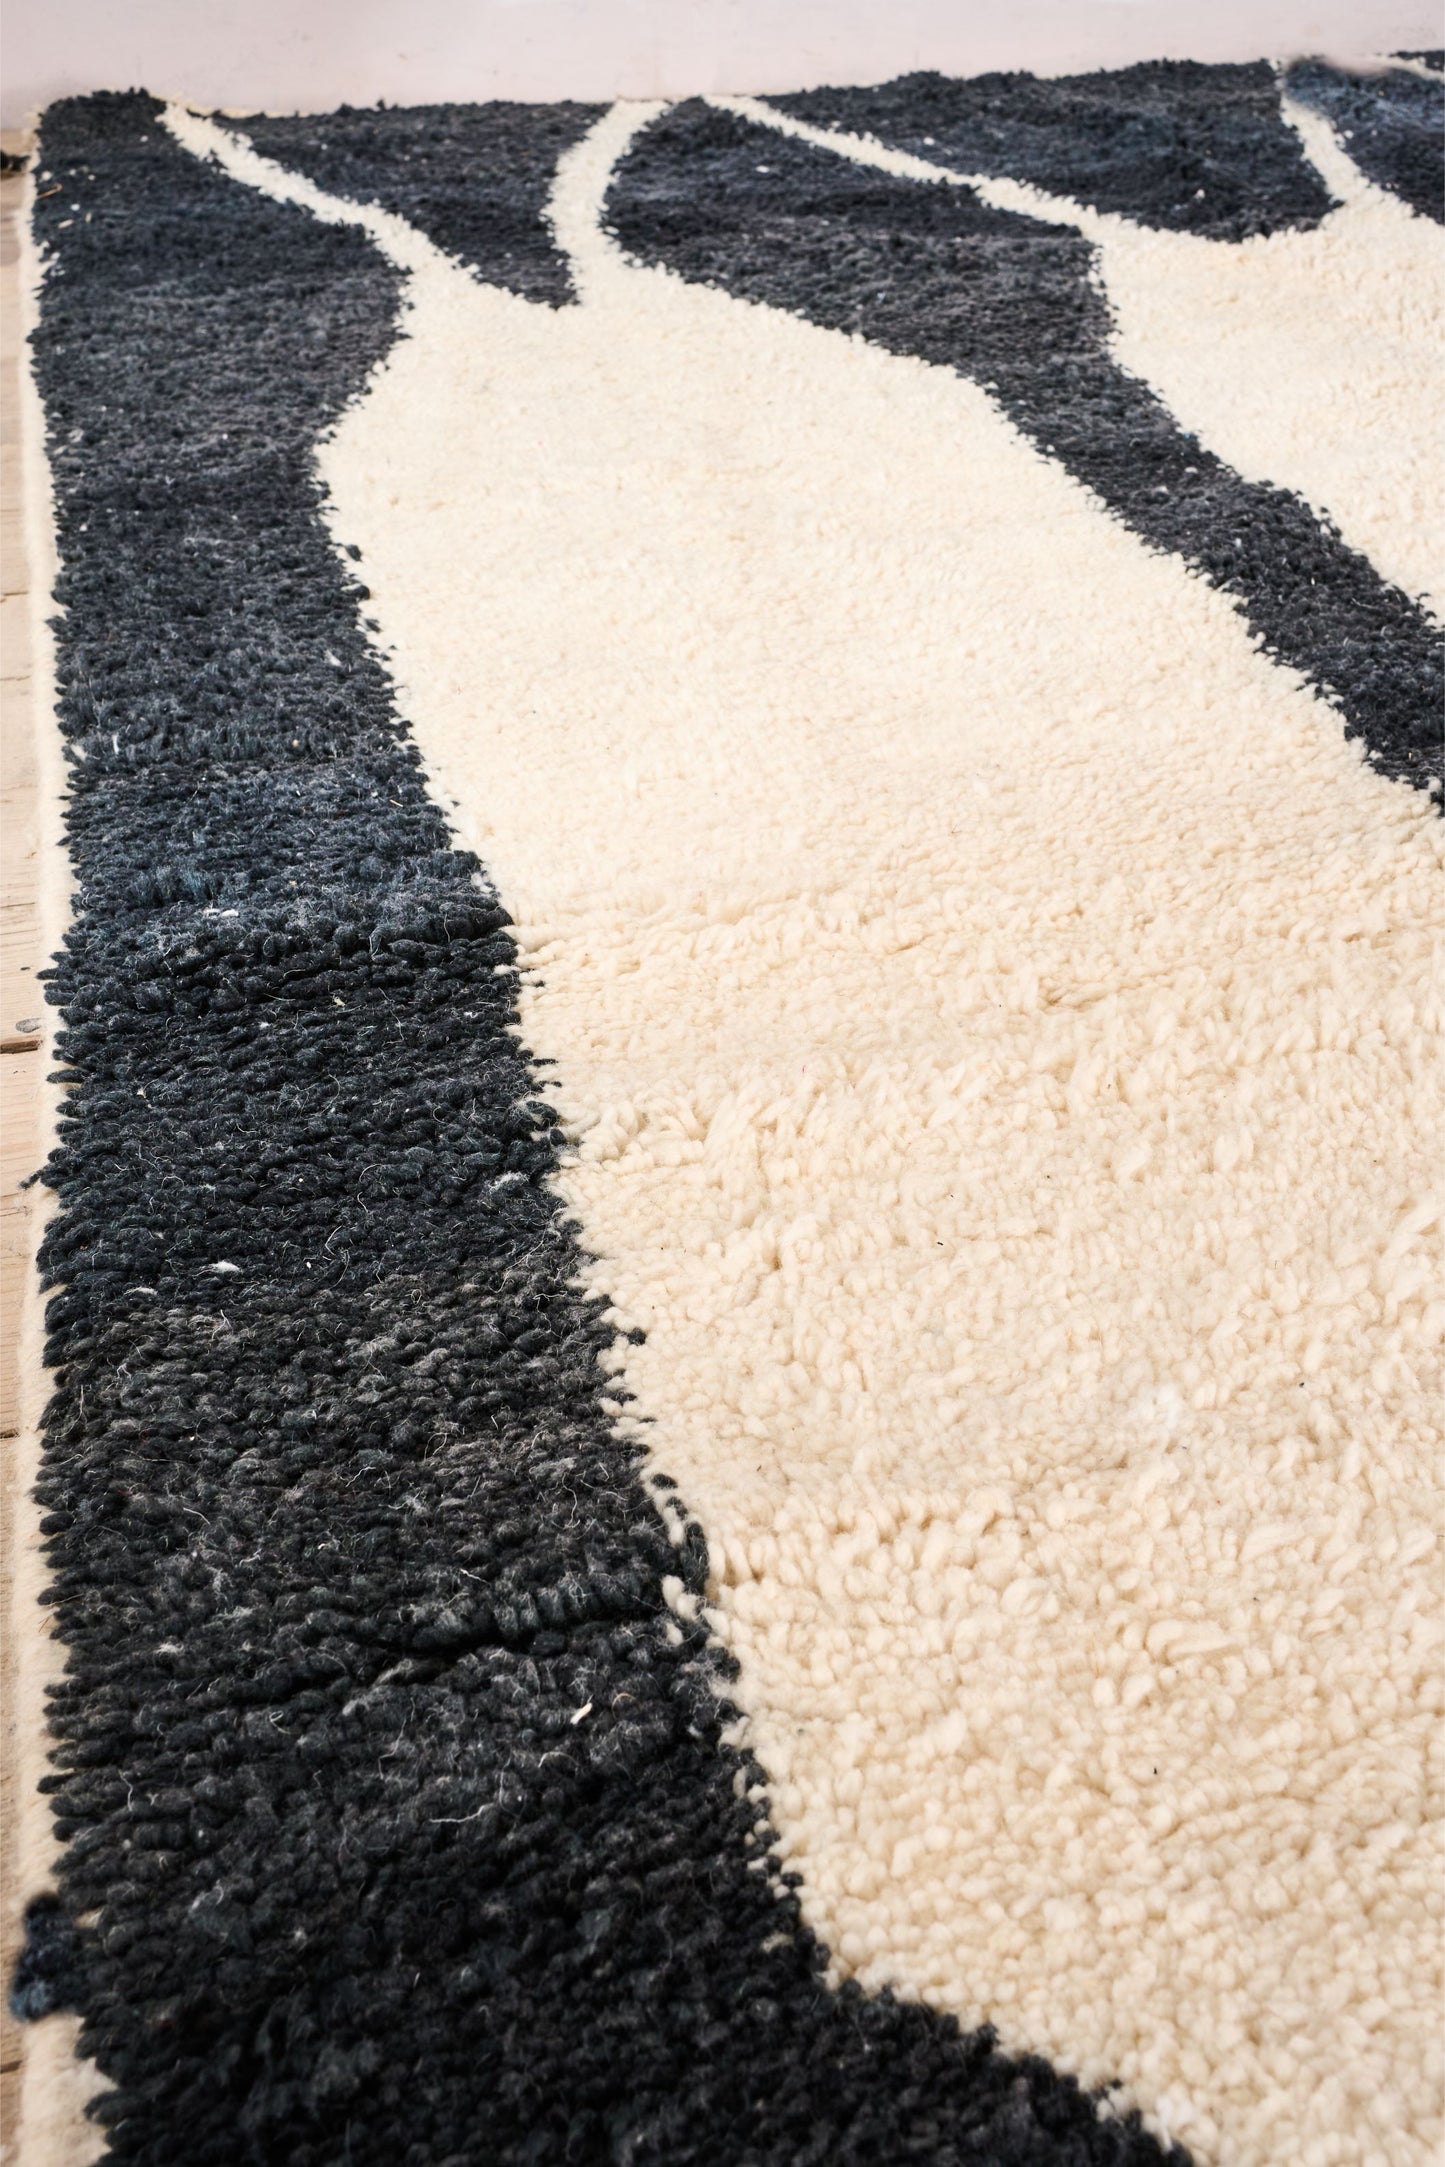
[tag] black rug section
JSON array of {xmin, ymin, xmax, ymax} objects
[
  {"xmin": 609, "ymin": 99, "xmax": 1442, "ymax": 793},
  {"xmin": 18, "ymin": 90, "xmax": 1188, "ymax": 2167},
  {"xmin": 772, "ymin": 61, "xmax": 1335, "ymax": 238},
  {"xmin": 235, "ymin": 100, "xmax": 605, "ymax": 302},
  {"xmin": 1284, "ymin": 59, "xmax": 1444, "ymax": 223}
]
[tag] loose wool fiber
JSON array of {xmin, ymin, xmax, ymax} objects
[{"xmin": 15, "ymin": 59, "xmax": 1445, "ymax": 2167}]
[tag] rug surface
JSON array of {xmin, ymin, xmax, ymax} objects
[{"xmin": 11, "ymin": 55, "xmax": 1443, "ymax": 2167}]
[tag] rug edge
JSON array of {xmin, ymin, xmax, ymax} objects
[{"xmin": 9, "ymin": 149, "xmax": 109, "ymax": 2167}]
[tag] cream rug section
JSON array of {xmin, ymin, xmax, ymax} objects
[
  {"xmin": 720, "ymin": 91, "xmax": 1444, "ymax": 611},
  {"xmin": 169, "ymin": 101, "xmax": 1444, "ymax": 2167}
]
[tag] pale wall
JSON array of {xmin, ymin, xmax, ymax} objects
[{"xmin": 3, "ymin": 0, "xmax": 1440, "ymax": 128}]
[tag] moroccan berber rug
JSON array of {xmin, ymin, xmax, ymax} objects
[{"xmin": 8, "ymin": 54, "xmax": 1443, "ymax": 2167}]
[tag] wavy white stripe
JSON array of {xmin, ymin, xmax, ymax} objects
[
  {"xmin": 168, "ymin": 99, "xmax": 1444, "ymax": 2167},
  {"xmin": 717, "ymin": 90, "xmax": 1444, "ymax": 610},
  {"xmin": 1362, "ymin": 52, "xmax": 1444, "ymax": 80}
]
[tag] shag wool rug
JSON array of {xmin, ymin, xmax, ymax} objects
[{"xmin": 10, "ymin": 56, "xmax": 1443, "ymax": 2167}]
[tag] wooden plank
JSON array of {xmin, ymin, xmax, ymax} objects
[{"xmin": 0, "ymin": 139, "xmax": 43, "ymax": 2162}]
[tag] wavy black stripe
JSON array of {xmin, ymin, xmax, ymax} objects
[
  {"xmin": 15, "ymin": 91, "xmax": 1185, "ymax": 2167},
  {"xmin": 236, "ymin": 101, "xmax": 606, "ymax": 302},
  {"xmin": 1284, "ymin": 59, "xmax": 1444, "ymax": 223},
  {"xmin": 777, "ymin": 61, "xmax": 1337, "ymax": 238},
  {"xmin": 608, "ymin": 97, "xmax": 1441, "ymax": 793}
]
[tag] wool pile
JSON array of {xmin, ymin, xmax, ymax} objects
[{"xmin": 10, "ymin": 56, "xmax": 1443, "ymax": 2167}]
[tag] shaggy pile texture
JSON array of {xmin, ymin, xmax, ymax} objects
[{"xmin": 12, "ymin": 56, "xmax": 1443, "ymax": 2167}]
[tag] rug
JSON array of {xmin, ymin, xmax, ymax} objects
[{"xmin": 9, "ymin": 56, "xmax": 1442, "ymax": 2167}]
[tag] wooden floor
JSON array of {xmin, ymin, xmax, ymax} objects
[
  {"xmin": 1, "ymin": 146, "xmax": 40, "ymax": 1429},
  {"xmin": 1, "ymin": 128, "xmax": 44, "ymax": 2163}
]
